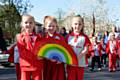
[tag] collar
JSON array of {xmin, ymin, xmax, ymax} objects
[{"xmin": 46, "ymin": 32, "xmax": 56, "ymax": 38}]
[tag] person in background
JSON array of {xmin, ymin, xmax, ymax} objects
[
  {"xmin": 116, "ymin": 33, "xmax": 120, "ymax": 69},
  {"xmin": 89, "ymin": 37, "xmax": 102, "ymax": 71},
  {"xmin": 8, "ymin": 43, "xmax": 21, "ymax": 80},
  {"xmin": 106, "ymin": 32, "xmax": 118, "ymax": 72},
  {"xmin": 60, "ymin": 27, "xmax": 68, "ymax": 38},
  {"xmin": 108, "ymin": 26, "xmax": 119, "ymax": 40},
  {"xmin": 100, "ymin": 37, "xmax": 107, "ymax": 68},
  {"xmin": 95, "ymin": 31, "xmax": 102, "ymax": 42},
  {"xmin": 66, "ymin": 15, "xmax": 91, "ymax": 80},
  {"xmin": 103, "ymin": 31, "xmax": 109, "ymax": 45},
  {"xmin": 0, "ymin": 27, "xmax": 8, "ymax": 54}
]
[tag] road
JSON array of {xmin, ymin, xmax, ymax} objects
[
  {"xmin": 0, "ymin": 65, "xmax": 16, "ymax": 80},
  {"xmin": 0, "ymin": 65, "xmax": 120, "ymax": 80}
]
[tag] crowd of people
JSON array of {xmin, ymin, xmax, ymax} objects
[
  {"xmin": 88, "ymin": 26, "xmax": 120, "ymax": 72},
  {"xmin": 0, "ymin": 14, "xmax": 120, "ymax": 80}
]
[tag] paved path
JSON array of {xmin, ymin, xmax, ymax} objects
[
  {"xmin": 0, "ymin": 65, "xmax": 120, "ymax": 80},
  {"xmin": 84, "ymin": 67, "xmax": 120, "ymax": 80}
]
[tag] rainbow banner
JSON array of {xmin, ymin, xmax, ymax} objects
[{"xmin": 35, "ymin": 38, "xmax": 78, "ymax": 65}]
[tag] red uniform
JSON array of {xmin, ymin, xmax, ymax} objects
[
  {"xmin": 89, "ymin": 41, "xmax": 102, "ymax": 71},
  {"xmin": 17, "ymin": 33, "xmax": 43, "ymax": 80},
  {"xmin": 106, "ymin": 40, "xmax": 118, "ymax": 71},
  {"xmin": 116, "ymin": 36, "xmax": 120, "ymax": 58},
  {"xmin": 43, "ymin": 32, "xmax": 66, "ymax": 80},
  {"xmin": 8, "ymin": 44, "xmax": 21, "ymax": 80},
  {"xmin": 66, "ymin": 32, "xmax": 91, "ymax": 80}
]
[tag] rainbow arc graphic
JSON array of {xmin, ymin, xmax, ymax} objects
[{"xmin": 35, "ymin": 38, "xmax": 78, "ymax": 65}]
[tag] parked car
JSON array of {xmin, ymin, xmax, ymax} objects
[{"xmin": 0, "ymin": 50, "xmax": 10, "ymax": 66}]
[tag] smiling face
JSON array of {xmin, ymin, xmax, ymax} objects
[
  {"xmin": 21, "ymin": 15, "xmax": 35, "ymax": 33},
  {"xmin": 44, "ymin": 16, "xmax": 57, "ymax": 34},
  {"xmin": 72, "ymin": 16, "xmax": 83, "ymax": 34},
  {"xmin": 45, "ymin": 20, "xmax": 57, "ymax": 34}
]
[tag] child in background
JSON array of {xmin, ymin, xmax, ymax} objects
[
  {"xmin": 17, "ymin": 14, "xmax": 43, "ymax": 80},
  {"xmin": 100, "ymin": 38, "xmax": 107, "ymax": 68},
  {"xmin": 43, "ymin": 15, "xmax": 66, "ymax": 80},
  {"xmin": 8, "ymin": 43, "xmax": 21, "ymax": 80},
  {"xmin": 106, "ymin": 32, "xmax": 118, "ymax": 72},
  {"xmin": 89, "ymin": 37, "xmax": 102, "ymax": 71},
  {"xmin": 66, "ymin": 15, "xmax": 91, "ymax": 80},
  {"xmin": 115, "ymin": 33, "xmax": 120, "ymax": 69},
  {"xmin": 14, "ymin": 45, "xmax": 21, "ymax": 80},
  {"xmin": 60, "ymin": 27, "xmax": 68, "ymax": 38}
]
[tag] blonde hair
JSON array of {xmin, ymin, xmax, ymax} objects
[
  {"xmin": 21, "ymin": 14, "xmax": 36, "ymax": 33},
  {"xmin": 43, "ymin": 16, "xmax": 58, "ymax": 27},
  {"xmin": 109, "ymin": 32, "xmax": 115, "ymax": 40},
  {"xmin": 21, "ymin": 14, "xmax": 35, "ymax": 22},
  {"xmin": 72, "ymin": 15, "xmax": 84, "ymax": 32}
]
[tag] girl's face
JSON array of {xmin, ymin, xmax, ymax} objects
[
  {"xmin": 72, "ymin": 17, "xmax": 83, "ymax": 34},
  {"xmin": 21, "ymin": 16, "xmax": 35, "ymax": 33},
  {"xmin": 110, "ymin": 34, "xmax": 115, "ymax": 40},
  {"xmin": 45, "ymin": 20, "xmax": 57, "ymax": 34}
]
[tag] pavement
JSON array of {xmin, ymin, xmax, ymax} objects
[{"xmin": 0, "ymin": 65, "xmax": 120, "ymax": 80}]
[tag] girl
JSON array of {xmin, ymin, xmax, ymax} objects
[
  {"xmin": 66, "ymin": 15, "xmax": 91, "ymax": 80},
  {"xmin": 43, "ymin": 15, "xmax": 66, "ymax": 80},
  {"xmin": 89, "ymin": 37, "xmax": 102, "ymax": 71},
  {"xmin": 106, "ymin": 32, "xmax": 118, "ymax": 72},
  {"xmin": 100, "ymin": 37, "xmax": 107, "ymax": 68},
  {"xmin": 17, "ymin": 14, "xmax": 43, "ymax": 80}
]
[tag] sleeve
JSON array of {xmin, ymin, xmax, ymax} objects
[
  {"xmin": 16, "ymin": 34, "xmax": 26, "ymax": 55},
  {"xmin": 84, "ymin": 35, "xmax": 91, "ymax": 46},
  {"xmin": 8, "ymin": 44, "xmax": 16, "ymax": 62},
  {"xmin": 14, "ymin": 46, "xmax": 19, "ymax": 63}
]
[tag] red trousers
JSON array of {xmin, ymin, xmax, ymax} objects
[
  {"xmin": 21, "ymin": 70, "xmax": 42, "ymax": 80},
  {"xmin": 43, "ymin": 59, "xmax": 66, "ymax": 80},
  {"xmin": 15, "ymin": 63, "xmax": 21, "ymax": 80},
  {"xmin": 20, "ymin": 61, "xmax": 43, "ymax": 80},
  {"xmin": 67, "ymin": 65, "xmax": 84, "ymax": 80},
  {"xmin": 108, "ymin": 53, "xmax": 117, "ymax": 70}
]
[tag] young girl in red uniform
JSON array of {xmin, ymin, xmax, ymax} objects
[
  {"xmin": 100, "ymin": 37, "xmax": 107, "ymax": 68},
  {"xmin": 89, "ymin": 37, "xmax": 102, "ymax": 71},
  {"xmin": 106, "ymin": 32, "xmax": 118, "ymax": 72},
  {"xmin": 17, "ymin": 14, "xmax": 43, "ymax": 80},
  {"xmin": 43, "ymin": 16, "xmax": 66, "ymax": 80},
  {"xmin": 66, "ymin": 15, "xmax": 91, "ymax": 80},
  {"xmin": 116, "ymin": 33, "xmax": 120, "ymax": 69}
]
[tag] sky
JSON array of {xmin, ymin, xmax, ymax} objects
[{"xmin": 29, "ymin": 0, "xmax": 120, "ymax": 26}]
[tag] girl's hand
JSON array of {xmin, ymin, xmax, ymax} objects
[
  {"xmin": 37, "ymin": 56, "xmax": 44, "ymax": 60},
  {"xmin": 50, "ymin": 59, "xmax": 57, "ymax": 62},
  {"xmin": 78, "ymin": 53, "xmax": 85, "ymax": 60},
  {"xmin": 78, "ymin": 46, "xmax": 88, "ymax": 59}
]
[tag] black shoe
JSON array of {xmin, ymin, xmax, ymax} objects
[{"xmin": 90, "ymin": 68, "xmax": 94, "ymax": 71}]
